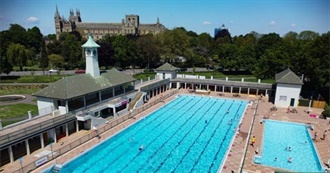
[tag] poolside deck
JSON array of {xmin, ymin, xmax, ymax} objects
[{"xmin": 1, "ymin": 90, "xmax": 329, "ymax": 173}]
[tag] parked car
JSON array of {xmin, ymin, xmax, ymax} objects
[
  {"xmin": 176, "ymin": 67, "xmax": 187, "ymax": 72},
  {"xmin": 74, "ymin": 69, "xmax": 85, "ymax": 74},
  {"xmin": 49, "ymin": 69, "xmax": 58, "ymax": 73}
]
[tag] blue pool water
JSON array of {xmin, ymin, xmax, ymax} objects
[
  {"xmin": 260, "ymin": 120, "xmax": 324, "ymax": 172},
  {"xmin": 54, "ymin": 95, "xmax": 247, "ymax": 173}
]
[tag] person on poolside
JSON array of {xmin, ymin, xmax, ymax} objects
[
  {"xmin": 314, "ymin": 132, "xmax": 317, "ymax": 141},
  {"xmin": 288, "ymin": 157, "xmax": 292, "ymax": 163},
  {"xmin": 251, "ymin": 136, "xmax": 256, "ymax": 147},
  {"xmin": 322, "ymin": 130, "xmax": 327, "ymax": 140}
]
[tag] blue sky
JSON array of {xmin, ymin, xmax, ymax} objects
[{"xmin": 0, "ymin": 0, "xmax": 329, "ymax": 37}]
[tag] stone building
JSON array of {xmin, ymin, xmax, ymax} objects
[{"xmin": 54, "ymin": 6, "xmax": 167, "ymax": 40}]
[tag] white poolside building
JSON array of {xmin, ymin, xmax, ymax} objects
[{"xmin": 274, "ymin": 68, "xmax": 304, "ymax": 108}]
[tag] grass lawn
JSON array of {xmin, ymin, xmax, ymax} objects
[
  {"xmin": 0, "ymin": 88, "xmax": 41, "ymax": 96},
  {"xmin": 133, "ymin": 72, "xmax": 156, "ymax": 80},
  {"xmin": 0, "ymin": 103, "xmax": 38, "ymax": 119}
]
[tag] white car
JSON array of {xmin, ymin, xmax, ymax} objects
[{"xmin": 49, "ymin": 69, "xmax": 58, "ymax": 73}]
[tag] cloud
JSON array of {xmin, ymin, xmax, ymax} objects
[
  {"xmin": 291, "ymin": 23, "xmax": 296, "ymax": 27},
  {"xmin": 269, "ymin": 21, "xmax": 276, "ymax": 26},
  {"xmin": 229, "ymin": 20, "xmax": 234, "ymax": 24},
  {"xmin": 26, "ymin": 16, "xmax": 39, "ymax": 23},
  {"xmin": 203, "ymin": 21, "xmax": 211, "ymax": 25}
]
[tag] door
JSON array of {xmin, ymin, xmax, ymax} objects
[{"xmin": 290, "ymin": 98, "xmax": 295, "ymax": 106}]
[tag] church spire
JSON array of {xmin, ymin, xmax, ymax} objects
[{"xmin": 55, "ymin": 5, "xmax": 60, "ymax": 17}]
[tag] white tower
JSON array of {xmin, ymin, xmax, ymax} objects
[{"xmin": 82, "ymin": 34, "xmax": 100, "ymax": 77}]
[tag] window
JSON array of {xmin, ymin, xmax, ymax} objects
[{"xmin": 279, "ymin": 95, "xmax": 287, "ymax": 101}]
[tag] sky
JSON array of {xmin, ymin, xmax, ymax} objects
[{"xmin": 0, "ymin": 0, "xmax": 329, "ymax": 37}]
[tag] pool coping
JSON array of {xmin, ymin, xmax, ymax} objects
[
  {"xmin": 43, "ymin": 94, "xmax": 250, "ymax": 172},
  {"xmin": 256, "ymin": 119, "xmax": 326, "ymax": 172}
]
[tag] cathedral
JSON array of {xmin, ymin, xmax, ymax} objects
[{"xmin": 54, "ymin": 6, "xmax": 167, "ymax": 40}]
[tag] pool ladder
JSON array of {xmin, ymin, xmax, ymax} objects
[{"xmin": 51, "ymin": 164, "xmax": 62, "ymax": 173}]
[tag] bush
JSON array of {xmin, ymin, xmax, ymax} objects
[{"xmin": 322, "ymin": 104, "xmax": 330, "ymax": 118}]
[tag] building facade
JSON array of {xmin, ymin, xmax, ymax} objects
[{"xmin": 54, "ymin": 7, "xmax": 167, "ymax": 40}]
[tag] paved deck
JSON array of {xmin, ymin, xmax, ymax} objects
[{"xmin": 1, "ymin": 90, "xmax": 329, "ymax": 173}]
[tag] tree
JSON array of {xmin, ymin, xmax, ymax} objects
[
  {"xmin": 26, "ymin": 26, "xmax": 43, "ymax": 53},
  {"xmin": 0, "ymin": 56, "xmax": 13, "ymax": 74},
  {"xmin": 255, "ymin": 33, "xmax": 282, "ymax": 59},
  {"xmin": 48, "ymin": 54, "xmax": 64, "ymax": 69},
  {"xmin": 112, "ymin": 35, "xmax": 135, "ymax": 68},
  {"xmin": 7, "ymin": 24, "xmax": 27, "ymax": 46},
  {"xmin": 135, "ymin": 34, "xmax": 160, "ymax": 68},
  {"xmin": 6, "ymin": 43, "xmax": 31, "ymax": 71},
  {"xmin": 59, "ymin": 32, "xmax": 83, "ymax": 69},
  {"xmin": 156, "ymin": 28, "xmax": 192, "ymax": 63},
  {"xmin": 298, "ymin": 30, "xmax": 319, "ymax": 40},
  {"xmin": 97, "ymin": 35, "xmax": 115, "ymax": 68}
]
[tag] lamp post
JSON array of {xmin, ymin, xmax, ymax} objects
[{"xmin": 18, "ymin": 157, "xmax": 23, "ymax": 173}]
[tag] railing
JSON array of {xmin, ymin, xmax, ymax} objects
[
  {"xmin": 12, "ymin": 89, "xmax": 179, "ymax": 173},
  {"xmin": 0, "ymin": 113, "xmax": 76, "ymax": 147}
]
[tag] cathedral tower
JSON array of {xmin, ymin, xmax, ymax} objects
[{"xmin": 54, "ymin": 5, "xmax": 62, "ymax": 39}]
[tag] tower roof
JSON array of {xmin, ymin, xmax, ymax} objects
[{"xmin": 82, "ymin": 34, "xmax": 100, "ymax": 48}]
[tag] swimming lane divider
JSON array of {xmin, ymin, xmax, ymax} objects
[
  {"xmin": 131, "ymin": 98, "xmax": 219, "ymax": 172},
  {"xmin": 111, "ymin": 99, "xmax": 207, "ymax": 172},
  {"xmin": 207, "ymin": 104, "xmax": 243, "ymax": 173},
  {"xmin": 81, "ymin": 97, "xmax": 195, "ymax": 172},
  {"xmin": 187, "ymin": 103, "xmax": 241, "ymax": 173},
  {"xmin": 171, "ymin": 100, "xmax": 228, "ymax": 173},
  {"xmin": 152, "ymin": 100, "xmax": 220, "ymax": 173}
]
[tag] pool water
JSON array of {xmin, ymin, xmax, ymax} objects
[
  {"xmin": 260, "ymin": 120, "xmax": 324, "ymax": 172},
  {"xmin": 55, "ymin": 95, "xmax": 247, "ymax": 173}
]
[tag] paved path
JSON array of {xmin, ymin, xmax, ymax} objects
[
  {"xmin": 0, "ymin": 94, "xmax": 37, "ymax": 106},
  {"xmin": 1, "ymin": 91, "xmax": 329, "ymax": 173}
]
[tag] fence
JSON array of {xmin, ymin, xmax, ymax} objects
[
  {"xmin": 298, "ymin": 99, "xmax": 326, "ymax": 109},
  {"xmin": 14, "ymin": 89, "xmax": 179, "ymax": 173}
]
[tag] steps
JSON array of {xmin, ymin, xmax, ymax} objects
[{"xmin": 128, "ymin": 92, "xmax": 143, "ymax": 111}]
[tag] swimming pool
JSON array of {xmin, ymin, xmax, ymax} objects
[
  {"xmin": 49, "ymin": 95, "xmax": 247, "ymax": 173},
  {"xmin": 259, "ymin": 120, "xmax": 324, "ymax": 172}
]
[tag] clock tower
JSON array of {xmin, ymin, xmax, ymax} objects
[{"xmin": 82, "ymin": 34, "xmax": 100, "ymax": 77}]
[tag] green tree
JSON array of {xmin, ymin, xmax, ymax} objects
[
  {"xmin": 6, "ymin": 43, "xmax": 31, "ymax": 71},
  {"xmin": 7, "ymin": 24, "xmax": 28, "ymax": 47},
  {"xmin": 48, "ymin": 54, "xmax": 64, "ymax": 69},
  {"xmin": 298, "ymin": 30, "xmax": 319, "ymax": 40},
  {"xmin": 112, "ymin": 35, "xmax": 135, "ymax": 68},
  {"xmin": 26, "ymin": 26, "xmax": 43, "ymax": 53},
  {"xmin": 0, "ymin": 56, "xmax": 13, "ymax": 74},
  {"xmin": 157, "ymin": 28, "xmax": 192, "ymax": 63},
  {"xmin": 97, "ymin": 35, "xmax": 115, "ymax": 68},
  {"xmin": 135, "ymin": 34, "xmax": 160, "ymax": 68},
  {"xmin": 59, "ymin": 32, "xmax": 83, "ymax": 69}
]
